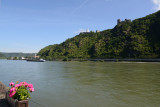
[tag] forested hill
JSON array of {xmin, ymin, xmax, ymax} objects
[
  {"xmin": 0, "ymin": 53, "xmax": 5, "ymax": 58},
  {"xmin": 38, "ymin": 11, "xmax": 160, "ymax": 60}
]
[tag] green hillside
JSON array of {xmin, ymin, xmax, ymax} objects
[
  {"xmin": 38, "ymin": 11, "xmax": 160, "ymax": 60},
  {"xmin": 1, "ymin": 52, "xmax": 35, "ymax": 58}
]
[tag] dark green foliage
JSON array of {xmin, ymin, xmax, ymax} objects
[
  {"xmin": 13, "ymin": 85, "xmax": 31, "ymax": 100},
  {"xmin": 38, "ymin": 11, "xmax": 160, "ymax": 60}
]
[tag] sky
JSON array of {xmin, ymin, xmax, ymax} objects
[{"xmin": 0, "ymin": 0, "xmax": 159, "ymax": 53}]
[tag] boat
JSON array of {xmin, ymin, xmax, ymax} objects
[
  {"xmin": 26, "ymin": 59, "xmax": 46, "ymax": 62},
  {"xmin": 26, "ymin": 53, "xmax": 46, "ymax": 62}
]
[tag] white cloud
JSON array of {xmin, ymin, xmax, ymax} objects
[{"xmin": 152, "ymin": 0, "xmax": 160, "ymax": 10}]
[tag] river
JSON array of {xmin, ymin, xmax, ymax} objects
[{"xmin": 0, "ymin": 60, "xmax": 160, "ymax": 107}]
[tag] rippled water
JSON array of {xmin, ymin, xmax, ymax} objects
[{"xmin": 0, "ymin": 60, "xmax": 160, "ymax": 107}]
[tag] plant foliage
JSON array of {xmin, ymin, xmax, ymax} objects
[{"xmin": 9, "ymin": 82, "xmax": 34, "ymax": 101}]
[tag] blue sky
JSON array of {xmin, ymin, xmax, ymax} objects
[{"xmin": 0, "ymin": 0, "xmax": 159, "ymax": 53}]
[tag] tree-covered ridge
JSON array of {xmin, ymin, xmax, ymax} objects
[{"xmin": 38, "ymin": 11, "xmax": 160, "ymax": 60}]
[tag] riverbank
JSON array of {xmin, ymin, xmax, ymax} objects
[
  {"xmin": 48, "ymin": 58, "xmax": 160, "ymax": 62},
  {"xmin": 90, "ymin": 58, "xmax": 160, "ymax": 62},
  {"xmin": 0, "ymin": 82, "xmax": 10, "ymax": 107},
  {"xmin": 3, "ymin": 58, "xmax": 160, "ymax": 62}
]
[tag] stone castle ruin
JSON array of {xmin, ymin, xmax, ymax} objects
[{"xmin": 117, "ymin": 19, "xmax": 132, "ymax": 25}]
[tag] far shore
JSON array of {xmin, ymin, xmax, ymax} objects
[
  {"xmin": 46, "ymin": 58, "xmax": 160, "ymax": 62},
  {"xmin": 2, "ymin": 58, "xmax": 160, "ymax": 62}
]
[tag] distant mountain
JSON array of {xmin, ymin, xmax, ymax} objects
[
  {"xmin": 38, "ymin": 11, "xmax": 160, "ymax": 60},
  {"xmin": 1, "ymin": 52, "xmax": 35, "ymax": 58},
  {"xmin": 0, "ymin": 53, "xmax": 6, "ymax": 58}
]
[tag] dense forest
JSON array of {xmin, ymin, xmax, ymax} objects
[{"xmin": 38, "ymin": 11, "xmax": 160, "ymax": 60}]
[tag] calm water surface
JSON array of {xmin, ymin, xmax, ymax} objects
[{"xmin": 0, "ymin": 60, "xmax": 160, "ymax": 107}]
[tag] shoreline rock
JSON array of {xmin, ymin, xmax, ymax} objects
[{"xmin": 0, "ymin": 81, "xmax": 10, "ymax": 107}]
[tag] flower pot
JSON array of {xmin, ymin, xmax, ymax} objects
[
  {"xmin": 6, "ymin": 92, "xmax": 15, "ymax": 107},
  {"xmin": 6, "ymin": 92, "xmax": 29, "ymax": 107},
  {"xmin": 15, "ymin": 100, "xmax": 29, "ymax": 107}
]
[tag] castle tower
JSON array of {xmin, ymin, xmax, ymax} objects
[
  {"xmin": 117, "ymin": 19, "xmax": 121, "ymax": 24},
  {"xmin": 125, "ymin": 19, "xmax": 131, "ymax": 23}
]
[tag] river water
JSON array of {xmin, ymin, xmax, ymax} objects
[{"xmin": 0, "ymin": 60, "xmax": 160, "ymax": 107}]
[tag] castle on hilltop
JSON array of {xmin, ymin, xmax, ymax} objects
[
  {"xmin": 117, "ymin": 19, "xmax": 131, "ymax": 25},
  {"xmin": 80, "ymin": 29, "xmax": 101, "ymax": 34}
]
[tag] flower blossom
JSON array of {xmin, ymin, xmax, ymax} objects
[
  {"xmin": 29, "ymin": 88, "xmax": 34, "ymax": 92},
  {"xmin": 9, "ymin": 91, "xmax": 16, "ymax": 97},
  {"xmin": 23, "ymin": 82, "xmax": 28, "ymax": 87},
  {"xmin": 28, "ymin": 84, "xmax": 33, "ymax": 88},
  {"xmin": 9, "ymin": 82, "xmax": 14, "ymax": 86},
  {"xmin": 15, "ymin": 84, "xmax": 20, "ymax": 88},
  {"xmin": 9, "ymin": 81, "xmax": 34, "ymax": 99},
  {"xmin": 19, "ymin": 82, "xmax": 27, "ymax": 87},
  {"xmin": 10, "ymin": 87, "xmax": 16, "ymax": 92}
]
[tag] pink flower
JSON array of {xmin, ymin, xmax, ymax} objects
[
  {"xmin": 9, "ymin": 91, "xmax": 16, "ymax": 98},
  {"xmin": 23, "ymin": 82, "xmax": 28, "ymax": 86},
  {"xmin": 9, "ymin": 93, "xmax": 13, "ymax": 97},
  {"xmin": 19, "ymin": 82, "xmax": 22, "ymax": 86},
  {"xmin": 18, "ymin": 82, "xmax": 28, "ymax": 87},
  {"xmin": 19, "ymin": 82, "xmax": 24, "ymax": 86},
  {"xmin": 9, "ymin": 82, "xmax": 14, "ymax": 86},
  {"xmin": 29, "ymin": 88, "xmax": 34, "ymax": 92},
  {"xmin": 15, "ymin": 84, "xmax": 20, "ymax": 88},
  {"xmin": 23, "ymin": 82, "xmax": 27, "ymax": 84},
  {"xmin": 10, "ymin": 87, "xmax": 16, "ymax": 92},
  {"xmin": 9, "ymin": 81, "xmax": 35, "ymax": 98},
  {"xmin": 28, "ymin": 84, "xmax": 33, "ymax": 88}
]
